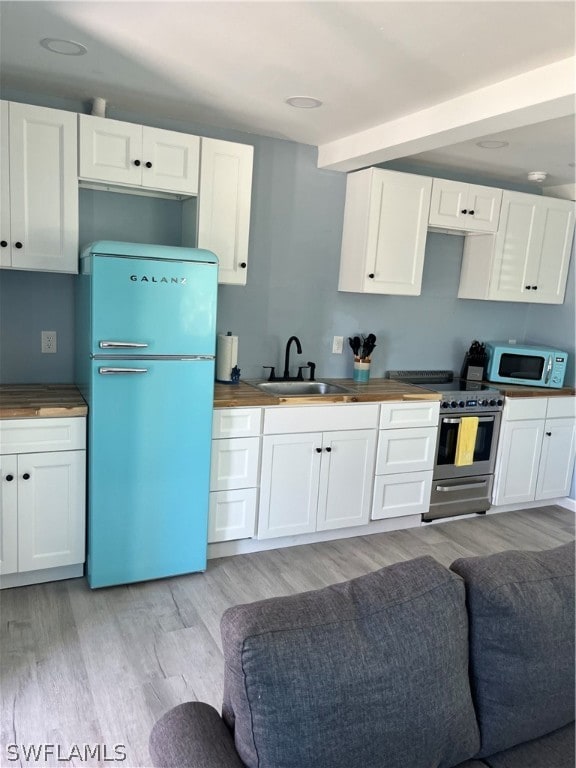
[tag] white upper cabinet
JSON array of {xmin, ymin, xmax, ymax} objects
[
  {"xmin": 78, "ymin": 115, "xmax": 200, "ymax": 196},
  {"xmin": 338, "ymin": 169, "xmax": 432, "ymax": 295},
  {"xmin": 1, "ymin": 101, "xmax": 78, "ymax": 273},
  {"xmin": 196, "ymin": 138, "xmax": 254, "ymax": 285},
  {"xmin": 428, "ymin": 179, "xmax": 502, "ymax": 232},
  {"xmin": 458, "ymin": 191, "xmax": 575, "ymax": 304}
]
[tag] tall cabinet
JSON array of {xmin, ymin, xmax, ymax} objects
[{"xmin": 1, "ymin": 101, "xmax": 78, "ymax": 273}]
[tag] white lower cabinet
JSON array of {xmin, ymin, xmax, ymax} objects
[
  {"xmin": 371, "ymin": 402, "xmax": 439, "ymax": 520},
  {"xmin": 209, "ymin": 409, "xmax": 261, "ymax": 543},
  {"xmin": 258, "ymin": 404, "xmax": 379, "ymax": 539},
  {"xmin": 0, "ymin": 418, "xmax": 86, "ymax": 585},
  {"xmin": 493, "ymin": 397, "xmax": 576, "ymax": 506}
]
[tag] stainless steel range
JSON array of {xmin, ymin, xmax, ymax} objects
[{"xmin": 388, "ymin": 370, "xmax": 503, "ymax": 521}]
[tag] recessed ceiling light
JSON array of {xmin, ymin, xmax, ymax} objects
[
  {"xmin": 285, "ymin": 96, "xmax": 323, "ymax": 109},
  {"xmin": 40, "ymin": 38, "xmax": 87, "ymax": 56},
  {"xmin": 527, "ymin": 171, "xmax": 548, "ymax": 183},
  {"xmin": 476, "ymin": 140, "xmax": 509, "ymax": 149}
]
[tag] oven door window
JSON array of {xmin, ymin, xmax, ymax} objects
[
  {"xmin": 437, "ymin": 416, "xmax": 496, "ymax": 465},
  {"xmin": 498, "ymin": 353, "xmax": 544, "ymax": 381}
]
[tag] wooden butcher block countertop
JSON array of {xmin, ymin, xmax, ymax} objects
[
  {"xmin": 0, "ymin": 384, "xmax": 88, "ymax": 419},
  {"xmin": 214, "ymin": 378, "xmax": 442, "ymax": 408},
  {"xmin": 495, "ymin": 384, "xmax": 575, "ymax": 398}
]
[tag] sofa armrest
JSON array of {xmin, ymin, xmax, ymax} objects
[{"xmin": 149, "ymin": 701, "xmax": 245, "ymax": 768}]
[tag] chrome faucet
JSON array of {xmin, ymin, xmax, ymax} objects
[{"xmin": 283, "ymin": 336, "xmax": 302, "ymax": 380}]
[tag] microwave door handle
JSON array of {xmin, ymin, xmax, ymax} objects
[{"xmin": 544, "ymin": 355, "xmax": 553, "ymax": 384}]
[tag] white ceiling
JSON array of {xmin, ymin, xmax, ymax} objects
[{"xmin": 1, "ymin": 1, "xmax": 575, "ymax": 189}]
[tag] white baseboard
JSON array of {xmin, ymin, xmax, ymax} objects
[
  {"xmin": 557, "ymin": 498, "xmax": 576, "ymax": 512},
  {"xmin": 489, "ymin": 497, "xmax": 575, "ymax": 515}
]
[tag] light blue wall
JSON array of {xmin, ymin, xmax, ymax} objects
[{"xmin": 0, "ymin": 88, "xmax": 574, "ymax": 392}]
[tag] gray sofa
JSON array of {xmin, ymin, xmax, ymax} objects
[{"xmin": 149, "ymin": 541, "xmax": 575, "ymax": 768}]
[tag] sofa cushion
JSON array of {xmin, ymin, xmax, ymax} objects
[
  {"xmin": 482, "ymin": 722, "xmax": 575, "ymax": 768},
  {"xmin": 450, "ymin": 541, "xmax": 575, "ymax": 758},
  {"xmin": 220, "ymin": 555, "xmax": 480, "ymax": 768}
]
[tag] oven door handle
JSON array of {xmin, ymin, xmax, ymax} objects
[
  {"xmin": 435, "ymin": 480, "xmax": 488, "ymax": 492},
  {"xmin": 442, "ymin": 417, "xmax": 495, "ymax": 424}
]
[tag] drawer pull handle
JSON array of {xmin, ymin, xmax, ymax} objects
[
  {"xmin": 325, "ymin": 446, "xmax": 332, "ymax": 452},
  {"xmin": 436, "ymin": 480, "xmax": 487, "ymax": 492},
  {"xmin": 315, "ymin": 448, "xmax": 322, "ymax": 453}
]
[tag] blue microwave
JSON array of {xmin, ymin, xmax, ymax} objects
[{"xmin": 485, "ymin": 342, "xmax": 568, "ymax": 389}]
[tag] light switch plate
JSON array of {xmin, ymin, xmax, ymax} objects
[{"xmin": 332, "ymin": 335, "xmax": 344, "ymax": 354}]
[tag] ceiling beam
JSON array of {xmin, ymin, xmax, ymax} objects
[{"xmin": 317, "ymin": 57, "xmax": 576, "ymax": 173}]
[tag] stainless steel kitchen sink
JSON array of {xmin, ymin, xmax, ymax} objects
[{"xmin": 252, "ymin": 381, "xmax": 351, "ymax": 396}]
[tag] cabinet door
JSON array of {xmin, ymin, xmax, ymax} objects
[
  {"xmin": 488, "ymin": 192, "xmax": 536, "ymax": 302},
  {"xmin": 372, "ymin": 470, "xmax": 433, "ymax": 519},
  {"xmin": 529, "ymin": 198, "xmax": 575, "ymax": 304},
  {"xmin": 536, "ymin": 418, "xmax": 576, "ymax": 499},
  {"xmin": 78, "ymin": 114, "xmax": 142, "ymax": 186},
  {"xmin": 258, "ymin": 433, "xmax": 321, "ymax": 538},
  {"xmin": 210, "ymin": 437, "xmax": 259, "ymax": 491},
  {"xmin": 0, "ymin": 455, "xmax": 18, "ymax": 575},
  {"xmin": 365, "ymin": 170, "xmax": 431, "ymax": 295},
  {"xmin": 9, "ymin": 102, "xmax": 78, "ymax": 273},
  {"xmin": 492, "ymin": 419, "xmax": 543, "ymax": 505},
  {"xmin": 208, "ymin": 488, "xmax": 257, "ymax": 543},
  {"xmin": 428, "ymin": 179, "xmax": 469, "ymax": 229},
  {"xmin": 465, "ymin": 185, "xmax": 502, "ymax": 232},
  {"xmin": 197, "ymin": 138, "xmax": 253, "ymax": 285},
  {"xmin": 142, "ymin": 127, "xmax": 199, "ymax": 195},
  {"xmin": 316, "ymin": 429, "xmax": 376, "ymax": 531},
  {"xmin": 375, "ymin": 427, "xmax": 436, "ymax": 474},
  {"xmin": 0, "ymin": 101, "xmax": 11, "ymax": 268},
  {"xmin": 18, "ymin": 450, "xmax": 85, "ymax": 572}
]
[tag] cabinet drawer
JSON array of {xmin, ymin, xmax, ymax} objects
[
  {"xmin": 208, "ymin": 488, "xmax": 257, "ymax": 542},
  {"xmin": 371, "ymin": 471, "xmax": 432, "ymax": 519},
  {"xmin": 503, "ymin": 398, "xmax": 547, "ymax": 421},
  {"xmin": 546, "ymin": 397, "xmax": 575, "ymax": 419},
  {"xmin": 264, "ymin": 404, "xmax": 379, "ymax": 434},
  {"xmin": 0, "ymin": 418, "xmax": 86, "ymax": 454},
  {"xmin": 212, "ymin": 408, "xmax": 261, "ymax": 438},
  {"xmin": 376, "ymin": 427, "xmax": 437, "ymax": 475},
  {"xmin": 379, "ymin": 401, "xmax": 439, "ymax": 429},
  {"xmin": 210, "ymin": 437, "xmax": 260, "ymax": 491}
]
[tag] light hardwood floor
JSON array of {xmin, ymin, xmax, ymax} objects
[{"xmin": 1, "ymin": 505, "xmax": 574, "ymax": 768}]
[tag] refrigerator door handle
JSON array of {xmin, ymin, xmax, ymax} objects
[
  {"xmin": 99, "ymin": 367, "xmax": 149, "ymax": 375},
  {"xmin": 99, "ymin": 341, "xmax": 149, "ymax": 349}
]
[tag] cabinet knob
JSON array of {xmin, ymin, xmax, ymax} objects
[
  {"xmin": 22, "ymin": 472, "xmax": 30, "ymax": 480},
  {"xmin": 461, "ymin": 209, "xmax": 468, "ymax": 214},
  {"xmin": 0, "ymin": 240, "xmax": 7, "ymax": 247},
  {"xmin": 315, "ymin": 447, "xmax": 322, "ymax": 453},
  {"xmin": 134, "ymin": 160, "xmax": 141, "ymax": 167},
  {"xmin": 5, "ymin": 474, "xmax": 14, "ymax": 482},
  {"xmin": 239, "ymin": 262, "xmax": 247, "ymax": 269},
  {"xmin": 368, "ymin": 273, "xmax": 375, "ymax": 279},
  {"xmin": 545, "ymin": 431, "xmax": 552, "ymax": 437},
  {"xmin": 325, "ymin": 446, "xmax": 332, "ymax": 452},
  {"xmin": 532, "ymin": 285, "xmax": 538, "ymax": 290},
  {"xmin": 145, "ymin": 161, "xmax": 153, "ymax": 169},
  {"xmin": 15, "ymin": 241, "xmax": 23, "ymax": 249},
  {"xmin": 525, "ymin": 285, "xmax": 532, "ymax": 290},
  {"xmin": 468, "ymin": 210, "xmax": 475, "ymax": 215}
]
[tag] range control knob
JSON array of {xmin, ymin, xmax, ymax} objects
[
  {"xmin": 441, "ymin": 401, "xmax": 449, "ymax": 409},
  {"xmin": 489, "ymin": 399, "xmax": 496, "ymax": 406},
  {"xmin": 479, "ymin": 399, "xmax": 488, "ymax": 407},
  {"xmin": 497, "ymin": 399, "xmax": 503, "ymax": 406},
  {"xmin": 458, "ymin": 400, "xmax": 465, "ymax": 408},
  {"xmin": 450, "ymin": 400, "xmax": 458, "ymax": 408}
]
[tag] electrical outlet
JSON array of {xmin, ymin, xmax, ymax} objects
[
  {"xmin": 41, "ymin": 330, "xmax": 57, "ymax": 354},
  {"xmin": 332, "ymin": 335, "xmax": 344, "ymax": 354}
]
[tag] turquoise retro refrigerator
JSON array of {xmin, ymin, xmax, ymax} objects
[{"xmin": 76, "ymin": 241, "xmax": 218, "ymax": 588}]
